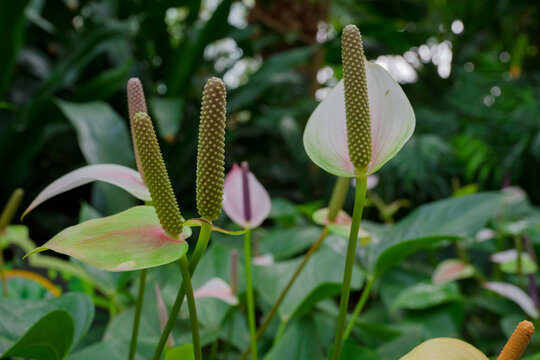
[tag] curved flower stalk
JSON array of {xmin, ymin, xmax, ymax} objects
[
  {"xmin": 401, "ymin": 321, "xmax": 534, "ymax": 360},
  {"xmin": 222, "ymin": 161, "xmax": 271, "ymax": 360},
  {"xmin": 22, "ymin": 78, "xmax": 151, "ymax": 218},
  {"xmin": 153, "ymin": 77, "xmax": 245, "ymax": 360},
  {"xmin": 301, "ymin": 25, "xmax": 415, "ymax": 360}
]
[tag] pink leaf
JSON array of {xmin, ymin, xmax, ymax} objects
[
  {"xmin": 222, "ymin": 163, "xmax": 271, "ymax": 229},
  {"xmin": 23, "ymin": 164, "xmax": 150, "ymax": 218},
  {"xmin": 253, "ymin": 254, "xmax": 275, "ymax": 266}
]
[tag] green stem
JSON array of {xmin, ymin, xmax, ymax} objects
[
  {"xmin": 0, "ymin": 188, "xmax": 24, "ymax": 297},
  {"xmin": 331, "ymin": 176, "xmax": 367, "ymax": 360},
  {"xmin": 239, "ymin": 175, "xmax": 349, "ymax": 360},
  {"xmin": 327, "ymin": 177, "xmax": 350, "ymax": 221},
  {"xmin": 343, "ymin": 276, "xmax": 374, "ymax": 339},
  {"xmin": 515, "ymin": 235, "xmax": 524, "ymax": 288},
  {"xmin": 152, "ymin": 222, "xmax": 212, "ymax": 360},
  {"xmin": 274, "ymin": 318, "xmax": 289, "ymax": 344},
  {"xmin": 239, "ymin": 228, "xmax": 330, "ymax": 360},
  {"xmin": 244, "ymin": 229, "xmax": 258, "ymax": 360},
  {"xmin": 128, "ymin": 268, "xmax": 147, "ymax": 360},
  {"xmin": 179, "ymin": 255, "xmax": 202, "ymax": 360}
]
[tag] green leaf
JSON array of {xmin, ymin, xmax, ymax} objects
[
  {"xmin": 164, "ymin": 344, "xmax": 195, "ymax": 360},
  {"xmin": 68, "ymin": 339, "xmax": 131, "ymax": 360},
  {"xmin": 340, "ymin": 339, "xmax": 379, "ymax": 360},
  {"xmin": 258, "ymin": 226, "xmax": 323, "ymax": 260},
  {"xmin": 25, "ymin": 206, "xmax": 190, "ymax": 271},
  {"xmin": 264, "ymin": 317, "xmax": 326, "ymax": 360},
  {"xmin": 0, "ymin": 0, "xmax": 30, "ymax": 95},
  {"xmin": 149, "ymin": 96, "xmax": 184, "ymax": 141},
  {"xmin": 392, "ymin": 282, "xmax": 462, "ymax": 310},
  {"xmin": 0, "ymin": 293, "xmax": 94, "ymax": 352},
  {"xmin": 362, "ymin": 192, "xmax": 503, "ymax": 277},
  {"xmin": 255, "ymin": 245, "xmax": 364, "ymax": 320},
  {"xmin": 55, "ymin": 99, "xmax": 134, "ymax": 166},
  {"xmin": 1, "ymin": 310, "xmax": 74, "ymax": 360}
]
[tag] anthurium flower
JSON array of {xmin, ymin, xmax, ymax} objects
[
  {"xmin": 222, "ymin": 162, "xmax": 271, "ymax": 229},
  {"xmin": 432, "ymin": 259, "xmax": 475, "ymax": 284},
  {"xmin": 400, "ymin": 338, "xmax": 488, "ymax": 360},
  {"xmin": 303, "ymin": 57, "xmax": 415, "ymax": 177},
  {"xmin": 193, "ymin": 278, "xmax": 238, "ymax": 305},
  {"xmin": 483, "ymin": 282, "xmax": 539, "ymax": 318},
  {"xmin": 22, "ymin": 164, "xmax": 150, "ymax": 217},
  {"xmin": 312, "ymin": 208, "xmax": 370, "ymax": 243}
]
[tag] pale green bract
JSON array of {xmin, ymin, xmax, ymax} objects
[
  {"xmin": 303, "ymin": 62, "xmax": 415, "ymax": 177},
  {"xmin": 24, "ymin": 206, "xmax": 190, "ymax": 271},
  {"xmin": 400, "ymin": 338, "xmax": 488, "ymax": 360}
]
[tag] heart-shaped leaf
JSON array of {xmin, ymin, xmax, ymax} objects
[
  {"xmin": 1, "ymin": 310, "xmax": 74, "ymax": 360},
  {"xmin": 25, "ymin": 206, "xmax": 190, "ymax": 271},
  {"xmin": 0, "ymin": 292, "xmax": 94, "ymax": 352}
]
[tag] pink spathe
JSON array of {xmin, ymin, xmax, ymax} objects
[{"xmin": 223, "ymin": 162, "xmax": 271, "ymax": 229}]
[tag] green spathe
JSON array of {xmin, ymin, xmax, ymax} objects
[
  {"xmin": 24, "ymin": 206, "xmax": 190, "ymax": 271},
  {"xmin": 400, "ymin": 338, "xmax": 488, "ymax": 360}
]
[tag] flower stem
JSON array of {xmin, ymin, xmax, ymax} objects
[
  {"xmin": 327, "ymin": 177, "xmax": 350, "ymax": 220},
  {"xmin": 331, "ymin": 175, "xmax": 367, "ymax": 360},
  {"xmin": 152, "ymin": 222, "xmax": 212, "ymax": 360},
  {"xmin": 343, "ymin": 276, "xmax": 374, "ymax": 339},
  {"xmin": 128, "ymin": 268, "xmax": 147, "ymax": 360},
  {"xmin": 244, "ymin": 229, "xmax": 258, "ymax": 360},
  {"xmin": 239, "ymin": 176, "xmax": 348, "ymax": 360},
  {"xmin": 238, "ymin": 228, "xmax": 330, "ymax": 360},
  {"xmin": 179, "ymin": 255, "xmax": 202, "ymax": 360}
]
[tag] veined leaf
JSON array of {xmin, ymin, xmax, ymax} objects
[{"xmin": 25, "ymin": 206, "xmax": 190, "ymax": 271}]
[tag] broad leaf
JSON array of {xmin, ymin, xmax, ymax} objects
[
  {"xmin": 255, "ymin": 244, "xmax": 364, "ymax": 320},
  {"xmin": 0, "ymin": 293, "xmax": 93, "ymax": 355},
  {"xmin": 263, "ymin": 317, "xmax": 325, "ymax": 360},
  {"xmin": 25, "ymin": 206, "xmax": 190, "ymax": 271},
  {"xmin": 1, "ymin": 310, "xmax": 74, "ymax": 360},
  {"xmin": 361, "ymin": 193, "xmax": 503, "ymax": 277},
  {"xmin": 149, "ymin": 96, "xmax": 184, "ymax": 141},
  {"xmin": 392, "ymin": 282, "xmax": 462, "ymax": 310}
]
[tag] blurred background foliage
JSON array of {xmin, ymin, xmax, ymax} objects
[{"xmin": 1, "ymin": 0, "xmax": 540, "ymax": 244}]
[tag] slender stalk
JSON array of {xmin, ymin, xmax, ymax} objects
[
  {"xmin": 0, "ymin": 188, "xmax": 24, "ymax": 297},
  {"xmin": 128, "ymin": 268, "xmax": 147, "ymax": 360},
  {"xmin": 239, "ymin": 177, "xmax": 348, "ymax": 360},
  {"xmin": 152, "ymin": 222, "xmax": 212, "ymax": 360},
  {"xmin": 514, "ymin": 235, "xmax": 524, "ymax": 288},
  {"xmin": 179, "ymin": 255, "xmax": 202, "ymax": 360},
  {"xmin": 331, "ymin": 176, "xmax": 367, "ymax": 360},
  {"xmin": 244, "ymin": 229, "xmax": 258, "ymax": 360},
  {"xmin": 343, "ymin": 276, "xmax": 374, "ymax": 339},
  {"xmin": 327, "ymin": 177, "xmax": 350, "ymax": 220},
  {"xmin": 274, "ymin": 318, "xmax": 289, "ymax": 344}
]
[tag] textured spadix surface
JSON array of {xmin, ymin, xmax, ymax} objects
[
  {"xmin": 303, "ymin": 63, "xmax": 415, "ymax": 177},
  {"xmin": 24, "ymin": 206, "xmax": 190, "ymax": 271},
  {"xmin": 342, "ymin": 24, "xmax": 372, "ymax": 171},
  {"xmin": 133, "ymin": 112, "xmax": 183, "ymax": 235},
  {"xmin": 400, "ymin": 338, "xmax": 488, "ymax": 360},
  {"xmin": 196, "ymin": 77, "xmax": 227, "ymax": 221}
]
